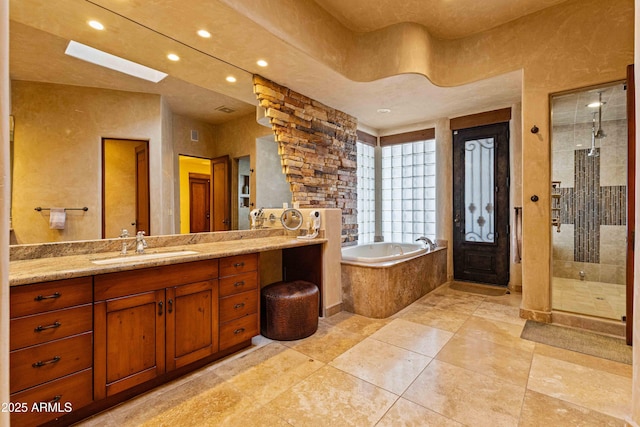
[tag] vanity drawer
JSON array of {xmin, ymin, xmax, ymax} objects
[
  {"xmin": 10, "ymin": 368, "xmax": 93, "ymax": 427},
  {"xmin": 219, "ymin": 253, "xmax": 258, "ymax": 277},
  {"xmin": 10, "ymin": 277, "xmax": 93, "ymax": 318},
  {"xmin": 219, "ymin": 313, "xmax": 259, "ymax": 350},
  {"xmin": 219, "ymin": 271, "xmax": 258, "ymax": 297},
  {"xmin": 10, "ymin": 304, "xmax": 93, "ymax": 351},
  {"xmin": 219, "ymin": 291, "xmax": 258, "ymax": 323},
  {"xmin": 10, "ymin": 332, "xmax": 93, "ymax": 394}
]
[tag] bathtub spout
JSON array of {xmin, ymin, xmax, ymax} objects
[{"xmin": 416, "ymin": 237, "xmax": 437, "ymax": 251}]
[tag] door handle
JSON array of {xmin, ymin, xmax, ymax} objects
[{"xmin": 158, "ymin": 301, "xmax": 164, "ymax": 316}]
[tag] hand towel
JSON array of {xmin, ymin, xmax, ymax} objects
[{"xmin": 49, "ymin": 208, "xmax": 66, "ymax": 229}]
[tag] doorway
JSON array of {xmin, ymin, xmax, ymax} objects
[
  {"xmin": 189, "ymin": 173, "xmax": 210, "ymax": 233},
  {"xmin": 452, "ymin": 123, "xmax": 510, "ymax": 286},
  {"xmin": 102, "ymin": 139, "xmax": 149, "ymax": 238}
]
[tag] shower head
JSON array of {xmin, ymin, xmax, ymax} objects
[{"xmin": 594, "ymin": 128, "xmax": 606, "ymax": 139}]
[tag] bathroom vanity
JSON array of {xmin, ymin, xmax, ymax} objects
[{"xmin": 8, "ymin": 234, "xmax": 326, "ymax": 426}]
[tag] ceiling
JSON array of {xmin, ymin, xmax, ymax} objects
[
  {"xmin": 552, "ymin": 82, "xmax": 628, "ymax": 127},
  {"xmin": 313, "ymin": 0, "xmax": 569, "ymax": 39},
  {"xmin": 8, "ymin": 0, "xmax": 575, "ymax": 132}
]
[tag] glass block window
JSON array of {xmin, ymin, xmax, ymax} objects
[
  {"xmin": 381, "ymin": 139, "xmax": 436, "ymax": 244},
  {"xmin": 356, "ymin": 141, "xmax": 376, "ymax": 243}
]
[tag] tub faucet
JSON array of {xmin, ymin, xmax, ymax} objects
[
  {"xmin": 135, "ymin": 231, "xmax": 147, "ymax": 254},
  {"xmin": 416, "ymin": 236, "xmax": 437, "ymax": 251},
  {"xmin": 120, "ymin": 229, "xmax": 130, "ymax": 255}
]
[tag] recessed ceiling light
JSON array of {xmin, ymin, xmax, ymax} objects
[
  {"xmin": 65, "ymin": 40, "xmax": 168, "ymax": 83},
  {"xmin": 226, "ymin": 76, "xmax": 237, "ymax": 83},
  {"xmin": 88, "ymin": 20, "xmax": 104, "ymax": 30},
  {"xmin": 587, "ymin": 101, "xmax": 604, "ymax": 108},
  {"xmin": 256, "ymin": 59, "xmax": 268, "ymax": 67},
  {"xmin": 197, "ymin": 29, "xmax": 211, "ymax": 38},
  {"xmin": 377, "ymin": 108, "xmax": 391, "ymax": 114},
  {"xmin": 167, "ymin": 53, "xmax": 180, "ymax": 61},
  {"xmin": 576, "ymin": 143, "xmax": 583, "ymax": 147}
]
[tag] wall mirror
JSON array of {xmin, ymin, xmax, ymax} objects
[
  {"xmin": 8, "ymin": 0, "xmax": 292, "ymax": 244},
  {"xmin": 550, "ymin": 80, "xmax": 629, "ymax": 322}
]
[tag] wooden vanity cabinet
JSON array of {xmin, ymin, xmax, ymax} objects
[
  {"xmin": 218, "ymin": 253, "xmax": 260, "ymax": 350},
  {"xmin": 166, "ymin": 279, "xmax": 219, "ymax": 370},
  {"xmin": 9, "ymin": 277, "xmax": 94, "ymax": 427},
  {"xmin": 93, "ymin": 260, "xmax": 219, "ymax": 400}
]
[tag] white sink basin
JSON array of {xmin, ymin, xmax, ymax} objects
[{"xmin": 91, "ymin": 250, "xmax": 199, "ymax": 265}]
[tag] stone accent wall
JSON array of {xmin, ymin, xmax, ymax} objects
[{"xmin": 253, "ymin": 75, "xmax": 358, "ymax": 244}]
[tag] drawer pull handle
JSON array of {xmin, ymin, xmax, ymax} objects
[
  {"xmin": 234, "ymin": 328, "xmax": 245, "ymax": 335},
  {"xmin": 35, "ymin": 321, "xmax": 61, "ymax": 332},
  {"xmin": 234, "ymin": 303, "xmax": 245, "ymax": 309},
  {"xmin": 168, "ymin": 299, "xmax": 173, "ymax": 314},
  {"xmin": 158, "ymin": 301, "xmax": 164, "ymax": 316},
  {"xmin": 34, "ymin": 292, "xmax": 61, "ymax": 301},
  {"xmin": 233, "ymin": 281, "xmax": 245, "ymax": 288},
  {"xmin": 48, "ymin": 395, "xmax": 62, "ymax": 404},
  {"xmin": 234, "ymin": 262, "xmax": 245, "ymax": 268},
  {"xmin": 32, "ymin": 356, "xmax": 61, "ymax": 368}
]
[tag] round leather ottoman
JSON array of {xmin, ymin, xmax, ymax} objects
[{"xmin": 260, "ymin": 280, "xmax": 319, "ymax": 341}]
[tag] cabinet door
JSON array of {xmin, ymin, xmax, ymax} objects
[
  {"xmin": 94, "ymin": 290, "xmax": 165, "ymax": 399},
  {"xmin": 166, "ymin": 280, "xmax": 218, "ymax": 370}
]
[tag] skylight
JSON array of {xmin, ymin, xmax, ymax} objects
[{"xmin": 65, "ymin": 40, "xmax": 168, "ymax": 83}]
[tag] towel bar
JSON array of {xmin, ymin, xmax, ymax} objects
[{"xmin": 35, "ymin": 207, "xmax": 89, "ymax": 212}]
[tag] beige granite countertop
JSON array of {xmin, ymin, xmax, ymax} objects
[{"xmin": 10, "ymin": 236, "xmax": 326, "ymax": 286}]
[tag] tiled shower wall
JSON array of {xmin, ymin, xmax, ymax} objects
[{"xmin": 552, "ymin": 119, "xmax": 627, "ymax": 285}]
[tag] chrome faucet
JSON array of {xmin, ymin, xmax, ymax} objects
[
  {"xmin": 135, "ymin": 231, "xmax": 147, "ymax": 254},
  {"xmin": 119, "ymin": 229, "xmax": 129, "ymax": 255},
  {"xmin": 416, "ymin": 236, "xmax": 437, "ymax": 251}
]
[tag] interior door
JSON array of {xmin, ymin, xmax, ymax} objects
[
  {"xmin": 189, "ymin": 173, "xmax": 210, "ymax": 233},
  {"xmin": 135, "ymin": 144, "xmax": 150, "ymax": 235},
  {"xmin": 453, "ymin": 122, "xmax": 510, "ymax": 286},
  {"xmin": 212, "ymin": 155, "xmax": 230, "ymax": 231}
]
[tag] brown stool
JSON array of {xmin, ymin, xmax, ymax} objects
[{"xmin": 260, "ymin": 280, "xmax": 319, "ymax": 341}]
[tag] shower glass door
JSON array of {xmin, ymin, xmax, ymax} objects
[{"xmin": 550, "ymin": 81, "xmax": 628, "ymax": 321}]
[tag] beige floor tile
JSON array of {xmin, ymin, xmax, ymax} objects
[
  {"xmin": 416, "ymin": 289, "xmax": 486, "ymax": 311},
  {"xmin": 395, "ymin": 306, "xmax": 470, "ymax": 332},
  {"xmin": 376, "ymin": 397, "xmax": 464, "ymax": 427},
  {"xmin": 472, "ymin": 301, "xmax": 526, "ymax": 326},
  {"xmin": 403, "ymin": 359, "xmax": 525, "ymax": 427},
  {"xmin": 533, "ymin": 343, "xmax": 632, "ymax": 378},
  {"xmin": 136, "ymin": 382, "xmax": 257, "ymax": 427},
  {"xmin": 283, "ymin": 321, "xmax": 366, "ymax": 363},
  {"xmin": 90, "ymin": 370, "xmax": 230, "ymax": 426},
  {"xmin": 330, "ymin": 337, "xmax": 431, "ymax": 394},
  {"xmin": 369, "ymin": 318, "xmax": 454, "ymax": 357},
  {"xmin": 484, "ymin": 291, "xmax": 522, "ymax": 307},
  {"xmin": 528, "ymin": 354, "xmax": 632, "ymax": 419},
  {"xmin": 456, "ymin": 315, "xmax": 534, "ymax": 352},
  {"xmin": 435, "ymin": 334, "xmax": 533, "ymax": 387},
  {"xmin": 265, "ymin": 365, "xmax": 398, "ymax": 427},
  {"xmin": 519, "ymin": 390, "xmax": 625, "ymax": 427},
  {"xmin": 213, "ymin": 344, "xmax": 324, "ymax": 405},
  {"xmin": 322, "ymin": 311, "xmax": 391, "ymax": 336}
]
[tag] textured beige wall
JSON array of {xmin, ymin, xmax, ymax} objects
[
  {"xmin": 0, "ymin": 0, "xmax": 9, "ymax": 423},
  {"xmin": 10, "ymin": 81, "xmax": 165, "ymax": 243},
  {"xmin": 633, "ymin": 1, "xmax": 639, "ymax": 425}
]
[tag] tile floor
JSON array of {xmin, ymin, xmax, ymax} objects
[
  {"xmin": 552, "ymin": 277, "xmax": 626, "ymax": 320},
  {"xmin": 78, "ymin": 283, "xmax": 632, "ymax": 427}
]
